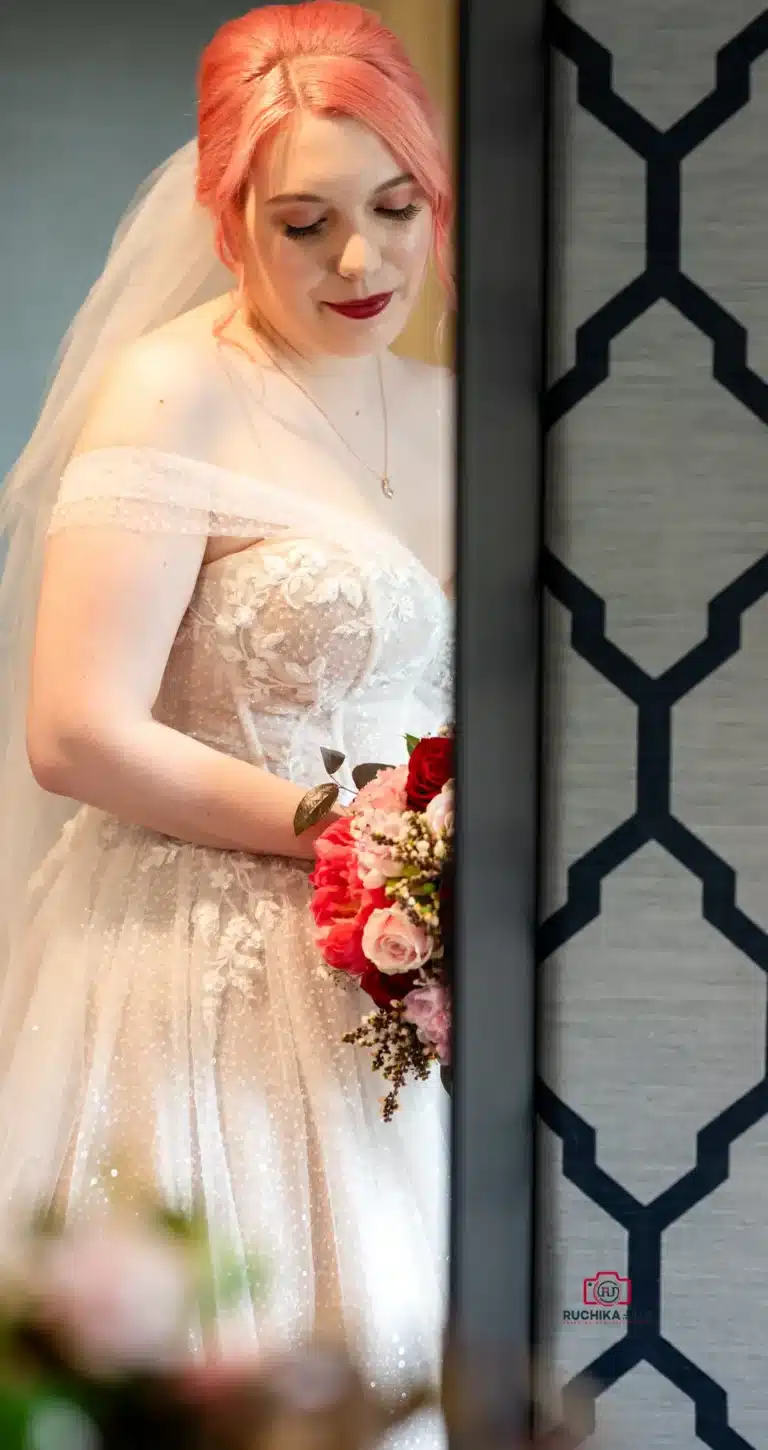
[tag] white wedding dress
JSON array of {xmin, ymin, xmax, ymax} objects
[{"xmin": 0, "ymin": 441, "xmax": 451, "ymax": 1441}]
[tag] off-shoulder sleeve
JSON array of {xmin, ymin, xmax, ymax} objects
[{"xmin": 49, "ymin": 446, "xmax": 299, "ymax": 541}]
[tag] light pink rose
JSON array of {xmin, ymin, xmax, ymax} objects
[
  {"xmin": 403, "ymin": 982, "xmax": 452, "ymax": 1064},
  {"xmin": 361, "ymin": 905, "xmax": 432, "ymax": 976},
  {"xmin": 353, "ymin": 808, "xmax": 408, "ymax": 890},
  {"xmin": 353, "ymin": 764, "xmax": 408, "ymax": 815},
  {"xmin": 425, "ymin": 781, "xmax": 454, "ymax": 836},
  {"xmin": 30, "ymin": 1225, "xmax": 193, "ymax": 1374}
]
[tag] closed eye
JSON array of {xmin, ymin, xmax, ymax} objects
[
  {"xmin": 376, "ymin": 202, "xmax": 423, "ymax": 223},
  {"xmin": 283, "ymin": 218, "xmax": 326, "ymax": 239},
  {"xmin": 283, "ymin": 201, "xmax": 424, "ymax": 241}
]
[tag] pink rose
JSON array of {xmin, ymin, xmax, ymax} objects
[
  {"xmin": 425, "ymin": 781, "xmax": 454, "ymax": 836},
  {"xmin": 403, "ymin": 982, "xmax": 452, "ymax": 1064},
  {"xmin": 352, "ymin": 809, "xmax": 407, "ymax": 890},
  {"xmin": 353, "ymin": 764, "xmax": 408, "ymax": 815},
  {"xmin": 361, "ymin": 905, "xmax": 432, "ymax": 976},
  {"xmin": 30, "ymin": 1225, "xmax": 192, "ymax": 1374}
]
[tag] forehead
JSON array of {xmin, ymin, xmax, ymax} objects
[{"xmin": 258, "ymin": 112, "xmax": 403, "ymax": 201}]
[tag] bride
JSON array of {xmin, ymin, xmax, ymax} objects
[{"xmin": 0, "ymin": 0, "xmax": 453, "ymax": 1415}]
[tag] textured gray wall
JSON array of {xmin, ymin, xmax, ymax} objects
[
  {"xmin": 0, "ymin": 0, "xmax": 243, "ymax": 477},
  {"xmin": 540, "ymin": 3, "xmax": 768, "ymax": 1447}
]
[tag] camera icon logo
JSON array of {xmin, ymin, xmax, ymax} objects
[{"xmin": 582, "ymin": 1271, "xmax": 632, "ymax": 1307}]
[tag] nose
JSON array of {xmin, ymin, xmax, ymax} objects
[{"xmin": 337, "ymin": 229, "xmax": 381, "ymax": 280}]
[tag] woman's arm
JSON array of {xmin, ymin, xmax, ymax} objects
[
  {"xmin": 27, "ymin": 524, "xmax": 333, "ymax": 862},
  {"xmin": 26, "ymin": 337, "xmax": 337, "ymax": 862}
]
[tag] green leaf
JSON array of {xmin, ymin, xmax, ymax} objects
[
  {"xmin": 405, "ymin": 734, "xmax": 421, "ymax": 757},
  {"xmin": 351, "ymin": 762, "xmax": 390, "ymax": 791},
  {"xmin": 321, "ymin": 747, "xmax": 346, "ymax": 777},
  {"xmin": 293, "ymin": 783, "xmax": 339, "ymax": 835}
]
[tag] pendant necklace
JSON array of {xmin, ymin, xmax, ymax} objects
[{"xmin": 253, "ymin": 333, "xmax": 393, "ymax": 500}]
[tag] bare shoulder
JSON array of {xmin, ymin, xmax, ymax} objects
[{"xmin": 72, "ymin": 299, "xmax": 232, "ymax": 460}]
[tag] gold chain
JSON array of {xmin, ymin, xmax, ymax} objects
[{"xmin": 243, "ymin": 324, "xmax": 393, "ymax": 499}]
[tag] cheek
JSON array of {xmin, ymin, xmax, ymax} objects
[
  {"xmin": 254, "ymin": 235, "xmax": 323, "ymax": 308},
  {"xmin": 391, "ymin": 218, "xmax": 433, "ymax": 286}
]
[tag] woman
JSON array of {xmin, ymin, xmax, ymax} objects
[{"xmin": 0, "ymin": 0, "xmax": 453, "ymax": 1421}]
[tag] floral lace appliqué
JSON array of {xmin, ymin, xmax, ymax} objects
[{"xmin": 192, "ymin": 864, "xmax": 281, "ymax": 1031}]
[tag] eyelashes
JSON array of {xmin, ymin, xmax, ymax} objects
[
  {"xmin": 381, "ymin": 202, "xmax": 422, "ymax": 224},
  {"xmin": 283, "ymin": 220, "xmax": 325, "ymax": 240},
  {"xmin": 283, "ymin": 202, "xmax": 424, "ymax": 241},
  {"xmin": 379, "ymin": 202, "xmax": 423, "ymax": 223}
]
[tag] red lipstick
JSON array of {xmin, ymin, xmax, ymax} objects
[{"xmin": 325, "ymin": 292, "xmax": 393, "ymax": 320}]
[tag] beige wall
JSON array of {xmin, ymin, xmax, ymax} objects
[{"xmin": 371, "ymin": 0, "xmax": 457, "ymax": 368}]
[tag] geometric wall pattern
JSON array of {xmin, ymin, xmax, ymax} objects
[{"xmin": 539, "ymin": 5, "xmax": 768, "ymax": 1446}]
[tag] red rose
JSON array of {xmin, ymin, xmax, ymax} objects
[
  {"xmin": 310, "ymin": 819, "xmax": 363, "ymax": 921},
  {"xmin": 360, "ymin": 966, "xmax": 416, "ymax": 1009},
  {"xmin": 406, "ymin": 736, "xmax": 454, "ymax": 811},
  {"xmin": 310, "ymin": 818, "xmax": 360, "ymax": 892},
  {"xmin": 320, "ymin": 918, "xmax": 369, "ymax": 975},
  {"xmin": 312, "ymin": 885, "xmax": 356, "ymax": 927},
  {"xmin": 314, "ymin": 877, "xmax": 388, "ymax": 980}
]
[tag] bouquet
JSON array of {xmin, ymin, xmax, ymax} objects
[{"xmin": 294, "ymin": 728, "xmax": 454, "ymax": 1121}]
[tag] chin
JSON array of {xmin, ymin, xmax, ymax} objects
[{"xmin": 317, "ymin": 309, "xmax": 410, "ymax": 358}]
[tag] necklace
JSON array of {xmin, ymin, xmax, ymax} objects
[{"xmin": 246, "ymin": 326, "xmax": 393, "ymax": 499}]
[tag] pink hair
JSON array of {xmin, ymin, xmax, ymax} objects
[{"xmin": 196, "ymin": 1, "xmax": 453, "ymax": 301}]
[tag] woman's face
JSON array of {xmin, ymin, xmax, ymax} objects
[{"xmin": 239, "ymin": 112, "xmax": 434, "ymax": 360}]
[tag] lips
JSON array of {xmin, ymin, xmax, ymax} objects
[{"xmin": 325, "ymin": 292, "xmax": 393, "ymax": 320}]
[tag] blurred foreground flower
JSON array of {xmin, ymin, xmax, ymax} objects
[{"xmin": 0, "ymin": 1195, "xmax": 593, "ymax": 1450}]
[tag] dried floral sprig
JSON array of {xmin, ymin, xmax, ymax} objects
[{"xmin": 342, "ymin": 1002, "xmax": 436, "ymax": 1122}]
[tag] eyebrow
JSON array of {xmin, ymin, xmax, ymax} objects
[{"xmin": 266, "ymin": 172, "xmax": 414, "ymax": 206}]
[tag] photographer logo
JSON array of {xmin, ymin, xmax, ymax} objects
[
  {"xmin": 583, "ymin": 1270, "xmax": 631, "ymax": 1307},
  {"xmin": 562, "ymin": 1270, "xmax": 646, "ymax": 1324}
]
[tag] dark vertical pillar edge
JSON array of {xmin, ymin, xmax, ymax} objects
[{"xmin": 449, "ymin": 0, "xmax": 548, "ymax": 1437}]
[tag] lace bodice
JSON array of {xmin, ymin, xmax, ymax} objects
[
  {"xmin": 51, "ymin": 448, "xmax": 453, "ymax": 788},
  {"xmin": 158, "ymin": 534, "xmax": 450, "ymax": 787}
]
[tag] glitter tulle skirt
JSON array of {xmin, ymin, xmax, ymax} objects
[{"xmin": 0, "ymin": 805, "xmax": 448, "ymax": 1436}]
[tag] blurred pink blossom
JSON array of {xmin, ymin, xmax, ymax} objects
[{"xmin": 30, "ymin": 1224, "xmax": 192, "ymax": 1374}]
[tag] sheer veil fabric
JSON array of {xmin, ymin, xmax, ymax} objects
[{"xmin": 0, "ymin": 141, "xmax": 229, "ymax": 995}]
